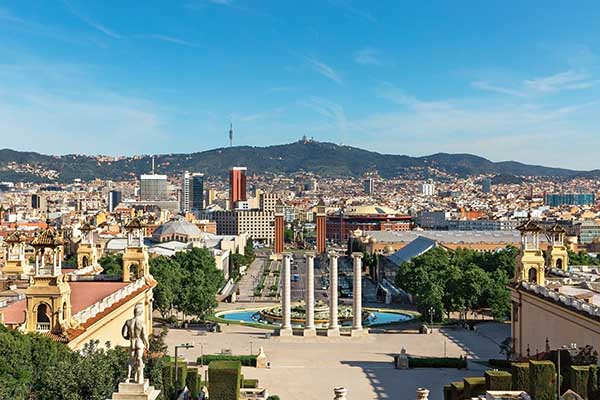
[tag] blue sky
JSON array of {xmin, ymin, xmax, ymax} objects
[{"xmin": 1, "ymin": 1, "xmax": 600, "ymax": 169}]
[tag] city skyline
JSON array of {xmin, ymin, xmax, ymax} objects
[{"xmin": 1, "ymin": 1, "xmax": 600, "ymax": 169}]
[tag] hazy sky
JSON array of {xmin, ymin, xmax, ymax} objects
[{"xmin": 1, "ymin": 0, "xmax": 599, "ymax": 169}]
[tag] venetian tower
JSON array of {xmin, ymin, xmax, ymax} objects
[
  {"xmin": 122, "ymin": 218, "xmax": 149, "ymax": 283},
  {"xmin": 545, "ymin": 223, "xmax": 569, "ymax": 271},
  {"xmin": 515, "ymin": 219, "xmax": 545, "ymax": 285},
  {"xmin": 76, "ymin": 220, "xmax": 100, "ymax": 271},
  {"xmin": 24, "ymin": 227, "xmax": 73, "ymax": 334},
  {"xmin": 2, "ymin": 229, "xmax": 31, "ymax": 278}
]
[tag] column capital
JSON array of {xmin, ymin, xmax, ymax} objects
[
  {"xmin": 351, "ymin": 252, "xmax": 363, "ymax": 259},
  {"xmin": 282, "ymin": 252, "xmax": 293, "ymax": 259},
  {"xmin": 304, "ymin": 251, "xmax": 316, "ymax": 258},
  {"xmin": 328, "ymin": 251, "xmax": 339, "ymax": 259}
]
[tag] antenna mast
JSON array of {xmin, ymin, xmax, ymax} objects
[{"xmin": 229, "ymin": 123, "xmax": 234, "ymax": 147}]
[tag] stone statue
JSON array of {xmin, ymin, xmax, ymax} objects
[{"xmin": 122, "ymin": 302, "xmax": 148, "ymax": 384}]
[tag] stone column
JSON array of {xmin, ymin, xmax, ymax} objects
[
  {"xmin": 303, "ymin": 252, "xmax": 316, "ymax": 337},
  {"xmin": 416, "ymin": 388, "xmax": 430, "ymax": 400},
  {"xmin": 280, "ymin": 253, "xmax": 293, "ymax": 337},
  {"xmin": 327, "ymin": 252, "xmax": 340, "ymax": 337},
  {"xmin": 351, "ymin": 252, "xmax": 364, "ymax": 337}
]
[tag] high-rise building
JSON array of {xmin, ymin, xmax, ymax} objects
[
  {"xmin": 181, "ymin": 172, "xmax": 191, "ymax": 212},
  {"xmin": 363, "ymin": 178, "xmax": 374, "ymax": 195},
  {"xmin": 191, "ymin": 173, "xmax": 204, "ymax": 210},
  {"xmin": 181, "ymin": 172, "xmax": 205, "ymax": 213},
  {"xmin": 140, "ymin": 174, "xmax": 168, "ymax": 201},
  {"xmin": 108, "ymin": 190, "xmax": 122, "ymax": 212},
  {"xmin": 30, "ymin": 194, "xmax": 47, "ymax": 210},
  {"xmin": 482, "ymin": 178, "xmax": 492, "ymax": 193},
  {"xmin": 205, "ymin": 189, "xmax": 216, "ymax": 207},
  {"xmin": 229, "ymin": 167, "xmax": 247, "ymax": 207}
]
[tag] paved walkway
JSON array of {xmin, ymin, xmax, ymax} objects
[
  {"xmin": 164, "ymin": 314, "xmax": 510, "ymax": 400},
  {"xmin": 237, "ymin": 257, "xmax": 269, "ymax": 302}
]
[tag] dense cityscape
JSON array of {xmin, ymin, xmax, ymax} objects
[{"xmin": 2, "ymin": 1, "xmax": 600, "ymax": 400}]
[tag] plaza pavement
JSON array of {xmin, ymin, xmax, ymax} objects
[{"xmin": 163, "ymin": 304, "xmax": 510, "ymax": 400}]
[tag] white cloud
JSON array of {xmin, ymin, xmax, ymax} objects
[
  {"xmin": 470, "ymin": 81, "xmax": 526, "ymax": 97},
  {"xmin": 304, "ymin": 56, "xmax": 343, "ymax": 85},
  {"xmin": 299, "ymin": 97, "xmax": 348, "ymax": 143},
  {"xmin": 524, "ymin": 70, "xmax": 599, "ymax": 93},
  {"xmin": 353, "ymin": 47, "xmax": 383, "ymax": 66},
  {"xmin": 63, "ymin": 0, "xmax": 123, "ymax": 39}
]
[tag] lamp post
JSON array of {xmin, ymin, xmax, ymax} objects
[
  {"xmin": 429, "ymin": 306, "xmax": 434, "ymax": 332},
  {"xmin": 557, "ymin": 343, "xmax": 577, "ymax": 400},
  {"xmin": 175, "ymin": 343, "xmax": 195, "ymax": 394}
]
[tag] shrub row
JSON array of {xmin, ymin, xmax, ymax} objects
[
  {"xmin": 199, "ymin": 354, "xmax": 257, "ymax": 367},
  {"xmin": 408, "ymin": 356, "xmax": 467, "ymax": 369}
]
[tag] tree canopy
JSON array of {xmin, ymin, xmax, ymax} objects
[
  {"xmin": 395, "ymin": 246, "xmax": 516, "ymax": 322},
  {"xmin": 150, "ymin": 247, "xmax": 225, "ymax": 320}
]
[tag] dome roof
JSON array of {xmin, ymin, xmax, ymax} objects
[{"xmin": 153, "ymin": 217, "xmax": 201, "ymax": 238}]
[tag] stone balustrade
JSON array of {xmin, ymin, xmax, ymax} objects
[{"xmin": 520, "ymin": 281, "xmax": 600, "ymax": 319}]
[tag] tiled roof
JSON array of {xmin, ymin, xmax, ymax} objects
[{"xmin": 30, "ymin": 228, "xmax": 63, "ymax": 247}]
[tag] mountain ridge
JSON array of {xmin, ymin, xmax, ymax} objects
[{"xmin": 0, "ymin": 141, "xmax": 596, "ymax": 183}]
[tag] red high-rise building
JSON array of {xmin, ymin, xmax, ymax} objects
[
  {"xmin": 229, "ymin": 167, "xmax": 247, "ymax": 206},
  {"xmin": 315, "ymin": 199, "xmax": 327, "ymax": 254},
  {"xmin": 274, "ymin": 200, "xmax": 285, "ymax": 254}
]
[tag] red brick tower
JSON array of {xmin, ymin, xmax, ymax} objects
[
  {"xmin": 316, "ymin": 199, "xmax": 327, "ymax": 254},
  {"xmin": 274, "ymin": 200, "xmax": 285, "ymax": 254}
]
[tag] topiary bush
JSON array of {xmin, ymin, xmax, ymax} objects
[
  {"xmin": 529, "ymin": 360, "xmax": 556, "ymax": 400},
  {"xmin": 162, "ymin": 359, "xmax": 188, "ymax": 400},
  {"xmin": 443, "ymin": 384, "xmax": 452, "ymax": 400},
  {"xmin": 208, "ymin": 360, "xmax": 241, "ymax": 400},
  {"xmin": 186, "ymin": 367, "xmax": 203, "ymax": 399},
  {"xmin": 511, "ymin": 363, "xmax": 530, "ymax": 391},
  {"xmin": 569, "ymin": 366, "xmax": 590, "ymax": 399},
  {"xmin": 589, "ymin": 365, "xmax": 600, "ymax": 400},
  {"xmin": 464, "ymin": 377, "xmax": 486, "ymax": 398},
  {"xmin": 450, "ymin": 381, "xmax": 464, "ymax": 400},
  {"xmin": 485, "ymin": 370, "xmax": 512, "ymax": 390}
]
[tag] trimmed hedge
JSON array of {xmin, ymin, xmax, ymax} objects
[
  {"xmin": 242, "ymin": 379, "xmax": 259, "ymax": 389},
  {"xmin": 186, "ymin": 368, "xmax": 203, "ymax": 399},
  {"xmin": 485, "ymin": 370, "xmax": 512, "ymax": 391},
  {"xmin": 570, "ymin": 366, "xmax": 589, "ymax": 400},
  {"xmin": 512, "ymin": 363, "xmax": 530, "ymax": 391},
  {"xmin": 489, "ymin": 359, "xmax": 513, "ymax": 370},
  {"xmin": 208, "ymin": 360, "xmax": 241, "ymax": 400},
  {"xmin": 408, "ymin": 357, "xmax": 467, "ymax": 369},
  {"xmin": 199, "ymin": 354, "xmax": 257, "ymax": 367},
  {"xmin": 443, "ymin": 384, "xmax": 452, "ymax": 400},
  {"xmin": 162, "ymin": 359, "xmax": 188, "ymax": 400},
  {"xmin": 450, "ymin": 381, "xmax": 464, "ymax": 400},
  {"xmin": 529, "ymin": 360, "xmax": 556, "ymax": 400},
  {"xmin": 589, "ymin": 365, "xmax": 600, "ymax": 400},
  {"xmin": 464, "ymin": 377, "xmax": 486, "ymax": 399}
]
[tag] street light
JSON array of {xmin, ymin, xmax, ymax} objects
[
  {"xmin": 556, "ymin": 343, "xmax": 577, "ymax": 400},
  {"xmin": 428, "ymin": 306, "xmax": 434, "ymax": 332},
  {"xmin": 175, "ymin": 343, "xmax": 195, "ymax": 394}
]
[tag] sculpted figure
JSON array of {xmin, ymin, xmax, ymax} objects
[{"xmin": 122, "ymin": 303, "xmax": 148, "ymax": 384}]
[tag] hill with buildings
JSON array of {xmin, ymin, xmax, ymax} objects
[{"xmin": 0, "ymin": 141, "xmax": 596, "ymax": 182}]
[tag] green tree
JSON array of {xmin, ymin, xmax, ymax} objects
[
  {"xmin": 99, "ymin": 253, "xmax": 123, "ymax": 277},
  {"xmin": 284, "ymin": 228, "xmax": 294, "ymax": 243},
  {"xmin": 150, "ymin": 256, "xmax": 182, "ymax": 318},
  {"xmin": 174, "ymin": 248, "xmax": 225, "ymax": 320},
  {"xmin": 415, "ymin": 280, "xmax": 445, "ymax": 323}
]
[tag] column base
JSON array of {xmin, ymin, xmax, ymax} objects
[
  {"xmin": 326, "ymin": 327, "xmax": 340, "ymax": 337},
  {"xmin": 303, "ymin": 328, "xmax": 317, "ymax": 337},
  {"xmin": 351, "ymin": 328, "xmax": 366, "ymax": 337},
  {"xmin": 279, "ymin": 328, "xmax": 293, "ymax": 337}
]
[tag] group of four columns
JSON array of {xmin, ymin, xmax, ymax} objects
[{"xmin": 279, "ymin": 252, "xmax": 365, "ymax": 337}]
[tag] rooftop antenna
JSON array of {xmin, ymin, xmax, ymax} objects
[{"xmin": 229, "ymin": 123, "xmax": 234, "ymax": 147}]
